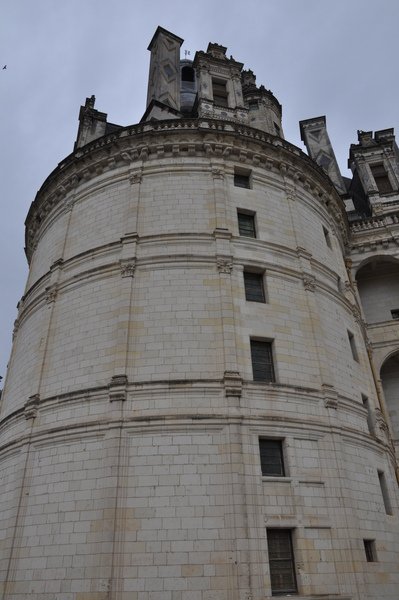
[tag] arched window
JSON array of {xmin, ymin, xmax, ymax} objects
[
  {"xmin": 181, "ymin": 66, "xmax": 195, "ymax": 82},
  {"xmin": 356, "ymin": 257, "xmax": 399, "ymax": 324}
]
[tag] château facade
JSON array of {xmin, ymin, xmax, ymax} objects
[{"xmin": 0, "ymin": 26, "xmax": 398, "ymax": 600}]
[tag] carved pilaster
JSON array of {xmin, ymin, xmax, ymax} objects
[
  {"xmin": 302, "ymin": 274, "xmax": 316, "ymax": 292},
  {"xmin": 223, "ymin": 371, "xmax": 242, "ymax": 398},
  {"xmin": 120, "ymin": 260, "xmax": 136, "ymax": 278},
  {"xmin": 322, "ymin": 384, "xmax": 338, "ymax": 410},
  {"xmin": 217, "ymin": 258, "xmax": 233, "ymax": 274},
  {"xmin": 24, "ymin": 394, "xmax": 40, "ymax": 419},
  {"xmin": 45, "ymin": 285, "xmax": 58, "ymax": 305},
  {"xmin": 109, "ymin": 374, "xmax": 128, "ymax": 402}
]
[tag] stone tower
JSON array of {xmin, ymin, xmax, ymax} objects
[{"xmin": 0, "ymin": 26, "xmax": 398, "ymax": 600}]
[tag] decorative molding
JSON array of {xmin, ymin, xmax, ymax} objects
[
  {"xmin": 24, "ymin": 394, "xmax": 40, "ymax": 419},
  {"xmin": 223, "ymin": 370, "xmax": 242, "ymax": 397},
  {"xmin": 109, "ymin": 374, "xmax": 128, "ymax": 402}
]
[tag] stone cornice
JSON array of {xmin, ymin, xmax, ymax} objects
[{"xmin": 25, "ymin": 118, "xmax": 348, "ymax": 263}]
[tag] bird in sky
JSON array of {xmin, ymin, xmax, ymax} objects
[{"xmin": 2, "ymin": 65, "xmax": 6, "ymax": 70}]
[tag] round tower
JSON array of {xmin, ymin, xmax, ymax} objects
[{"xmin": 0, "ymin": 27, "xmax": 398, "ymax": 600}]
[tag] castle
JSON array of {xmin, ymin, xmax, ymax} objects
[{"xmin": 0, "ymin": 26, "xmax": 398, "ymax": 600}]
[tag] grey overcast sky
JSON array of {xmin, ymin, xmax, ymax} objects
[{"xmin": 1, "ymin": 0, "xmax": 398, "ymax": 378}]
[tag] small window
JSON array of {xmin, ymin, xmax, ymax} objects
[
  {"xmin": 347, "ymin": 330, "xmax": 359, "ymax": 362},
  {"xmin": 364, "ymin": 539, "xmax": 377, "ymax": 562},
  {"xmin": 234, "ymin": 168, "xmax": 251, "ymax": 189},
  {"xmin": 274, "ymin": 123, "xmax": 281, "ymax": 136},
  {"xmin": 370, "ymin": 163, "xmax": 393, "ymax": 194},
  {"xmin": 378, "ymin": 470, "xmax": 392, "ymax": 515},
  {"xmin": 250, "ymin": 340, "xmax": 275, "ymax": 382},
  {"xmin": 362, "ymin": 395, "xmax": 375, "ymax": 435},
  {"xmin": 323, "ymin": 225, "xmax": 332, "ymax": 249},
  {"xmin": 391, "ymin": 309, "xmax": 399, "ymax": 320},
  {"xmin": 212, "ymin": 79, "xmax": 228, "ymax": 107},
  {"xmin": 249, "ymin": 100, "xmax": 258, "ymax": 111},
  {"xmin": 237, "ymin": 211, "xmax": 256, "ymax": 238},
  {"xmin": 244, "ymin": 271, "xmax": 265, "ymax": 302},
  {"xmin": 181, "ymin": 66, "xmax": 195, "ymax": 82},
  {"xmin": 267, "ymin": 529, "xmax": 297, "ymax": 596},
  {"xmin": 259, "ymin": 439, "xmax": 285, "ymax": 476}
]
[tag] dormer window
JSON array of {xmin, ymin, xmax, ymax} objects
[
  {"xmin": 212, "ymin": 79, "xmax": 228, "ymax": 107},
  {"xmin": 370, "ymin": 163, "xmax": 393, "ymax": 194}
]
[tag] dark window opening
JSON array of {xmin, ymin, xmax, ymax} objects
[
  {"xmin": 212, "ymin": 79, "xmax": 228, "ymax": 107},
  {"xmin": 274, "ymin": 123, "xmax": 281, "ymax": 136},
  {"xmin": 235, "ymin": 174, "xmax": 250, "ymax": 188},
  {"xmin": 259, "ymin": 439, "xmax": 285, "ymax": 476},
  {"xmin": 250, "ymin": 340, "xmax": 275, "ymax": 382},
  {"xmin": 237, "ymin": 211, "xmax": 256, "ymax": 238},
  {"xmin": 348, "ymin": 330, "xmax": 359, "ymax": 362},
  {"xmin": 181, "ymin": 66, "xmax": 195, "ymax": 82},
  {"xmin": 234, "ymin": 168, "xmax": 251, "ymax": 189},
  {"xmin": 244, "ymin": 271, "xmax": 265, "ymax": 302},
  {"xmin": 249, "ymin": 100, "xmax": 258, "ymax": 111},
  {"xmin": 370, "ymin": 163, "xmax": 393, "ymax": 194},
  {"xmin": 267, "ymin": 529, "xmax": 297, "ymax": 596},
  {"xmin": 364, "ymin": 539, "xmax": 377, "ymax": 562},
  {"xmin": 391, "ymin": 309, "xmax": 399, "ymax": 320}
]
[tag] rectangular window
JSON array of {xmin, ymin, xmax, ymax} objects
[
  {"xmin": 212, "ymin": 79, "xmax": 228, "ymax": 107},
  {"xmin": 237, "ymin": 211, "xmax": 256, "ymax": 238},
  {"xmin": 267, "ymin": 529, "xmax": 297, "ymax": 596},
  {"xmin": 234, "ymin": 168, "xmax": 251, "ymax": 189},
  {"xmin": 364, "ymin": 539, "xmax": 377, "ymax": 562},
  {"xmin": 378, "ymin": 470, "xmax": 392, "ymax": 515},
  {"xmin": 249, "ymin": 100, "xmax": 259, "ymax": 111},
  {"xmin": 370, "ymin": 163, "xmax": 393, "ymax": 194},
  {"xmin": 259, "ymin": 439, "xmax": 285, "ymax": 476},
  {"xmin": 250, "ymin": 340, "xmax": 275, "ymax": 382},
  {"xmin": 244, "ymin": 271, "xmax": 265, "ymax": 302},
  {"xmin": 347, "ymin": 330, "xmax": 359, "ymax": 362},
  {"xmin": 391, "ymin": 309, "xmax": 399, "ymax": 320},
  {"xmin": 323, "ymin": 225, "xmax": 332, "ymax": 249}
]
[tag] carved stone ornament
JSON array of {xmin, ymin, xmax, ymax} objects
[
  {"xmin": 322, "ymin": 384, "xmax": 338, "ymax": 409},
  {"xmin": 211, "ymin": 167, "xmax": 225, "ymax": 180},
  {"xmin": 109, "ymin": 374, "xmax": 128, "ymax": 402},
  {"xmin": 12, "ymin": 318, "xmax": 19, "ymax": 340},
  {"xmin": 24, "ymin": 394, "xmax": 40, "ymax": 419},
  {"xmin": 120, "ymin": 260, "xmax": 136, "ymax": 278},
  {"xmin": 45, "ymin": 285, "xmax": 58, "ymax": 304},
  {"xmin": 223, "ymin": 370, "xmax": 242, "ymax": 397},
  {"xmin": 217, "ymin": 259, "xmax": 233, "ymax": 274},
  {"xmin": 129, "ymin": 172, "xmax": 142, "ymax": 185},
  {"xmin": 302, "ymin": 274, "xmax": 316, "ymax": 292}
]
